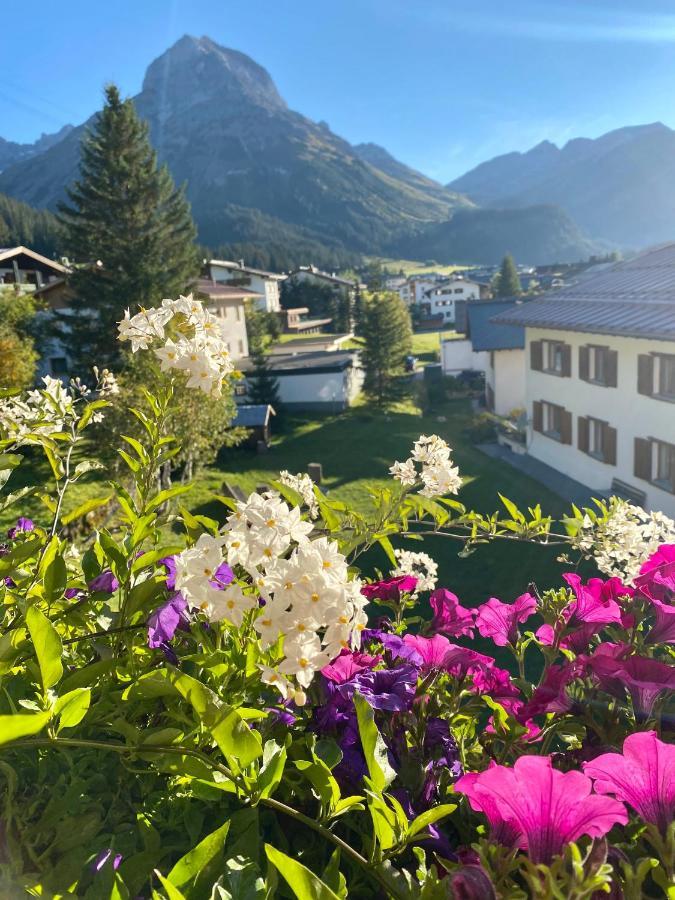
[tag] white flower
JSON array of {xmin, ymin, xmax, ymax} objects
[
  {"xmin": 420, "ymin": 460, "xmax": 462, "ymax": 498},
  {"xmin": 392, "ymin": 549, "xmax": 438, "ymax": 593},
  {"xmin": 389, "ymin": 458, "xmax": 417, "ymax": 486},
  {"xmin": 279, "ymin": 471, "xmax": 320, "ymax": 519},
  {"xmin": 209, "ymin": 583, "xmax": 256, "ymax": 627},
  {"xmin": 258, "ymin": 664, "xmax": 294, "ymax": 700}
]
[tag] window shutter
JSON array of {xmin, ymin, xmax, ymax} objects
[
  {"xmin": 532, "ymin": 400, "xmax": 543, "ymax": 433},
  {"xmin": 578, "ymin": 416, "xmax": 589, "ymax": 453},
  {"xmin": 561, "ymin": 344, "xmax": 572, "ymax": 377},
  {"xmin": 530, "ymin": 340, "xmax": 543, "ymax": 372},
  {"xmin": 579, "ymin": 346, "xmax": 590, "ymax": 382},
  {"xmin": 603, "ymin": 424, "xmax": 617, "ymax": 466},
  {"xmin": 637, "ymin": 354, "xmax": 654, "ymax": 396},
  {"xmin": 605, "ymin": 350, "xmax": 618, "ymax": 388},
  {"xmin": 560, "ymin": 409, "xmax": 573, "ymax": 445},
  {"xmin": 634, "ymin": 437, "xmax": 652, "ymax": 481}
]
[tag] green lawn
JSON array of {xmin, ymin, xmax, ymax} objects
[
  {"xmin": 3, "ymin": 399, "xmax": 572, "ymax": 610},
  {"xmin": 376, "ymin": 258, "xmax": 469, "ymax": 277}
]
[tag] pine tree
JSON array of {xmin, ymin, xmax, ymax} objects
[
  {"xmin": 357, "ymin": 291, "xmax": 412, "ymax": 407},
  {"xmin": 247, "ymin": 346, "xmax": 281, "ymax": 408},
  {"xmin": 495, "ymin": 254, "xmax": 522, "ymax": 297},
  {"xmin": 57, "ymin": 85, "xmax": 199, "ymax": 368}
]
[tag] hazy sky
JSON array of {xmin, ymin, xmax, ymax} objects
[{"xmin": 5, "ymin": 0, "xmax": 675, "ymax": 181}]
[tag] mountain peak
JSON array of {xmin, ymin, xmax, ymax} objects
[{"xmin": 141, "ymin": 34, "xmax": 287, "ymax": 113}]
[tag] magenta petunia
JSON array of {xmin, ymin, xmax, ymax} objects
[
  {"xmin": 587, "ymin": 651, "xmax": 675, "ymax": 718},
  {"xmin": 474, "ymin": 592, "xmax": 537, "ymax": 647},
  {"xmin": 360, "ymin": 574, "xmax": 418, "ymax": 602},
  {"xmin": 470, "ymin": 664, "xmax": 520, "ymax": 700},
  {"xmin": 429, "ymin": 588, "xmax": 475, "ymax": 638},
  {"xmin": 584, "ymin": 731, "xmax": 675, "ymax": 834},
  {"xmin": 521, "ymin": 663, "xmax": 577, "ymax": 719},
  {"xmin": 403, "ymin": 633, "xmax": 455, "ymax": 670},
  {"xmin": 647, "ymin": 598, "xmax": 675, "ymax": 644},
  {"xmin": 321, "ymin": 649, "xmax": 380, "ymax": 683},
  {"xmin": 455, "ymin": 755, "xmax": 628, "ymax": 864},
  {"xmin": 442, "ymin": 643, "xmax": 495, "ymax": 678},
  {"xmin": 563, "ymin": 573, "xmax": 626, "ymax": 627},
  {"xmin": 635, "ymin": 543, "xmax": 675, "ymax": 604}
]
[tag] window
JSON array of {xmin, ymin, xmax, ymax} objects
[
  {"xmin": 238, "ymin": 339, "xmax": 245, "ymax": 354},
  {"xmin": 655, "ymin": 440, "xmax": 675, "ymax": 492},
  {"xmin": 589, "ymin": 346, "xmax": 606, "ymax": 383},
  {"xmin": 236, "ymin": 305, "xmax": 242, "ymax": 322},
  {"xmin": 656, "ymin": 354, "xmax": 675, "ymax": 399},
  {"xmin": 50, "ymin": 357, "xmax": 68, "ymax": 376},
  {"xmin": 454, "ymin": 287, "xmax": 464, "ymax": 294},
  {"xmin": 579, "ymin": 416, "xmax": 616, "ymax": 464},
  {"xmin": 543, "ymin": 340, "xmax": 565, "ymax": 374},
  {"xmin": 543, "ymin": 402, "xmax": 563, "ymax": 439},
  {"xmin": 234, "ymin": 383, "xmax": 247, "ymax": 397},
  {"xmin": 589, "ymin": 417, "xmax": 605, "ymax": 458}
]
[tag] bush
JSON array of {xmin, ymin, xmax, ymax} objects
[
  {"xmin": 467, "ymin": 411, "xmax": 497, "ymax": 443},
  {"xmin": 0, "ymin": 298, "xmax": 673, "ymax": 899}
]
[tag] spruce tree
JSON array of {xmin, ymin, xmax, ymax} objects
[
  {"xmin": 58, "ymin": 85, "xmax": 199, "ymax": 368},
  {"xmin": 357, "ymin": 291, "xmax": 412, "ymax": 407},
  {"xmin": 247, "ymin": 347, "xmax": 281, "ymax": 408},
  {"xmin": 496, "ymin": 254, "xmax": 522, "ymax": 297}
]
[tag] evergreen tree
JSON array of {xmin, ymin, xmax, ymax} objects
[
  {"xmin": 247, "ymin": 346, "xmax": 281, "ymax": 408},
  {"xmin": 356, "ymin": 291, "xmax": 412, "ymax": 407},
  {"xmin": 495, "ymin": 254, "xmax": 522, "ymax": 297},
  {"xmin": 58, "ymin": 85, "xmax": 199, "ymax": 368}
]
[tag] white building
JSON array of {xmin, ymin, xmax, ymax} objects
[
  {"xmin": 196, "ymin": 278, "xmax": 261, "ymax": 361},
  {"xmin": 497, "ymin": 244, "xmax": 675, "ymax": 516},
  {"xmin": 422, "ymin": 278, "xmax": 481, "ymax": 324},
  {"xmin": 442, "ymin": 299, "xmax": 526, "ymax": 416},
  {"xmin": 207, "ymin": 259, "xmax": 285, "ymax": 313},
  {"xmin": 239, "ymin": 351, "xmax": 363, "ymax": 411}
]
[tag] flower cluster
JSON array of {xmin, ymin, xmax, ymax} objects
[
  {"xmin": 0, "ymin": 375, "xmax": 77, "ymax": 441},
  {"xmin": 118, "ymin": 294, "xmax": 234, "ymax": 396},
  {"xmin": 278, "ymin": 470, "xmax": 319, "ymax": 519},
  {"xmin": 170, "ymin": 489, "xmax": 368, "ymax": 699},
  {"xmin": 389, "ymin": 434, "xmax": 462, "ymax": 498},
  {"xmin": 575, "ymin": 497, "xmax": 675, "ymax": 582},
  {"xmin": 392, "ymin": 548, "xmax": 438, "ymax": 593}
]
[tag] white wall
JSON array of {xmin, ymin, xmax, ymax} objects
[
  {"xmin": 245, "ymin": 366, "xmax": 364, "ymax": 410},
  {"xmin": 441, "ymin": 339, "xmax": 489, "ymax": 374},
  {"xmin": 208, "ymin": 298, "xmax": 249, "ymax": 360},
  {"xmin": 487, "ymin": 348, "xmax": 526, "ymax": 417},
  {"xmin": 209, "ymin": 263, "xmax": 281, "ymax": 313},
  {"xmin": 525, "ymin": 327, "xmax": 675, "ymax": 516}
]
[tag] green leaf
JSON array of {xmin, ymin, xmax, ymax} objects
[
  {"xmin": 153, "ymin": 871, "xmax": 187, "ymax": 900},
  {"xmin": 25, "ymin": 605, "xmax": 63, "ymax": 691},
  {"xmin": 147, "ymin": 485, "xmax": 190, "ymax": 511},
  {"xmin": 377, "ymin": 535, "xmax": 397, "ymax": 566},
  {"xmin": 61, "ymin": 495, "xmax": 112, "ymax": 525},
  {"xmin": 353, "ymin": 693, "xmax": 396, "ymax": 791},
  {"xmin": 407, "ymin": 803, "xmax": 457, "ymax": 839},
  {"xmin": 257, "ymin": 740, "xmax": 287, "ymax": 799},
  {"xmin": 0, "ymin": 534, "xmax": 42, "ymax": 575},
  {"xmin": 54, "ymin": 687, "xmax": 91, "ymax": 732},
  {"xmin": 211, "ymin": 707, "xmax": 263, "ymax": 774},
  {"xmin": 40, "ymin": 537, "xmax": 67, "ymax": 603},
  {"xmin": 167, "ymin": 819, "xmax": 230, "ymax": 897},
  {"xmin": 0, "ymin": 711, "xmax": 50, "ymax": 746},
  {"xmin": 121, "ymin": 434, "xmax": 150, "ymax": 464},
  {"xmin": 264, "ymin": 845, "xmax": 341, "ymax": 900},
  {"xmin": 0, "ymin": 452, "xmax": 22, "ymax": 490}
]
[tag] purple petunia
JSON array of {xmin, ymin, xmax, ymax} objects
[
  {"xmin": 87, "ymin": 569, "xmax": 119, "ymax": 593},
  {"xmin": 147, "ymin": 592, "xmax": 190, "ymax": 649},
  {"xmin": 7, "ymin": 517, "xmax": 34, "ymax": 539},
  {"xmin": 341, "ymin": 664, "xmax": 418, "ymax": 712}
]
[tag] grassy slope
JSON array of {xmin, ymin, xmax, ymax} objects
[
  {"xmin": 376, "ymin": 258, "xmax": 469, "ymax": 276},
  {"xmin": 3, "ymin": 399, "xmax": 571, "ymax": 607}
]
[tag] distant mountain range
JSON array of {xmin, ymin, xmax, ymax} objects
[
  {"xmin": 0, "ymin": 35, "xmax": 611, "ymax": 264},
  {"xmin": 449, "ymin": 123, "xmax": 675, "ymax": 249}
]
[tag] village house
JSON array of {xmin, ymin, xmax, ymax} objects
[
  {"xmin": 207, "ymin": 259, "xmax": 284, "ymax": 313},
  {"xmin": 0, "ymin": 246, "xmax": 69, "ymax": 291},
  {"xmin": 195, "ymin": 277, "xmax": 261, "ymax": 360},
  {"xmin": 496, "ymin": 243, "xmax": 675, "ymax": 517},
  {"xmin": 286, "ymin": 265, "xmax": 360, "ymax": 298},
  {"xmin": 238, "ymin": 350, "xmax": 363, "ymax": 411},
  {"xmin": 422, "ymin": 277, "xmax": 481, "ymax": 324}
]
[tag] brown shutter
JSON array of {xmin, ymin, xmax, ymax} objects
[
  {"xmin": 560, "ymin": 408, "xmax": 573, "ymax": 444},
  {"xmin": 561, "ymin": 343, "xmax": 572, "ymax": 377},
  {"xmin": 637, "ymin": 354, "xmax": 654, "ymax": 396},
  {"xmin": 532, "ymin": 400, "xmax": 543, "ymax": 433},
  {"xmin": 605, "ymin": 350, "xmax": 618, "ymax": 388},
  {"xmin": 579, "ymin": 346, "xmax": 590, "ymax": 382},
  {"xmin": 578, "ymin": 416, "xmax": 589, "ymax": 453},
  {"xmin": 634, "ymin": 437, "xmax": 652, "ymax": 481},
  {"xmin": 603, "ymin": 424, "xmax": 617, "ymax": 465},
  {"xmin": 530, "ymin": 340, "xmax": 543, "ymax": 371}
]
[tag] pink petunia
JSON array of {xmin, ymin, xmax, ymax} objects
[
  {"xmin": 474, "ymin": 593, "xmax": 537, "ymax": 647},
  {"xmin": 321, "ymin": 649, "xmax": 380, "ymax": 683},
  {"xmin": 442, "ymin": 643, "xmax": 495, "ymax": 678},
  {"xmin": 361, "ymin": 575, "xmax": 417, "ymax": 602},
  {"xmin": 455, "ymin": 755, "xmax": 628, "ymax": 864},
  {"xmin": 584, "ymin": 731, "xmax": 675, "ymax": 834},
  {"xmin": 587, "ymin": 651, "xmax": 675, "ymax": 718},
  {"xmin": 564, "ymin": 573, "xmax": 627, "ymax": 627},
  {"xmin": 403, "ymin": 633, "xmax": 455, "ymax": 670},
  {"xmin": 521, "ymin": 663, "xmax": 577, "ymax": 720},
  {"xmin": 429, "ymin": 588, "xmax": 475, "ymax": 638},
  {"xmin": 635, "ymin": 544, "xmax": 675, "ymax": 604},
  {"xmin": 470, "ymin": 664, "xmax": 520, "ymax": 700},
  {"xmin": 647, "ymin": 598, "xmax": 675, "ymax": 644}
]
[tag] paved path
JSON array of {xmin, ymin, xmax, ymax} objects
[{"xmin": 476, "ymin": 442, "xmax": 597, "ymax": 508}]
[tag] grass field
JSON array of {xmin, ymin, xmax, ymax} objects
[
  {"xmin": 376, "ymin": 258, "xmax": 469, "ymax": 276},
  {"xmin": 3, "ymin": 399, "xmax": 573, "ymax": 611},
  {"xmin": 273, "ymin": 330, "xmax": 460, "ymax": 361}
]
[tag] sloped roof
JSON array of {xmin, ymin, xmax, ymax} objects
[
  {"xmin": 465, "ymin": 299, "xmax": 525, "ymax": 351},
  {"xmin": 289, "ymin": 266, "xmax": 358, "ymax": 288},
  {"xmin": 208, "ymin": 259, "xmax": 286, "ymax": 280},
  {"xmin": 495, "ymin": 243, "xmax": 675, "ymax": 340},
  {"xmin": 0, "ymin": 246, "xmax": 69, "ymax": 274},
  {"xmin": 233, "ymin": 404, "xmax": 275, "ymax": 427},
  {"xmin": 195, "ymin": 277, "xmax": 262, "ymax": 301},
  {"xmin": 239, "ymin": 350, "xmax": 357, "ymax": 375}
]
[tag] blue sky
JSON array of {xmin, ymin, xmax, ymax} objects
[{"xmin": 5, "ymin": 0, "xmax": 675, "ymax": 181}]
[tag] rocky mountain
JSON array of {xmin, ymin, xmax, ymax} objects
[
  {"xmin": 353, "ymin": 142, "xmax": 461, "ymax": 205},
  {"xmin": 448, "ymin": 123, "xmax": 675, "ymax": 248},
  {"xmin": 0, "ymin": 125, "xmax": 73, "ymax": 173},
  {"xmin": 394, "ymin": 205, "xmax": 601, "ymax": 265},
  {"xmin": 0, "ymin": 36, "xmax": 470, "ymax": 255}
]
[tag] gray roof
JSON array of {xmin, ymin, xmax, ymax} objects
[
  {"xmin": 233, "ymin": 404, "xmax": 275, "ymax": 427},
  {"xmin": 495, "ymin": 243, "xmax": 675, "ymax": 340},
  {"xmin": 208, "ymin": 259, "xmax": 286, "ymax": 280},
  {"xmin": 289, "ymin": 266, "xmax": 358, "ymax": 288},
  {"xmin": 468, "ymin": 300, "xmax": 525, "ymax": 351},
  {"xmin": 239, "ymin": 350, "xmax": 358, "ymax": 375}
]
